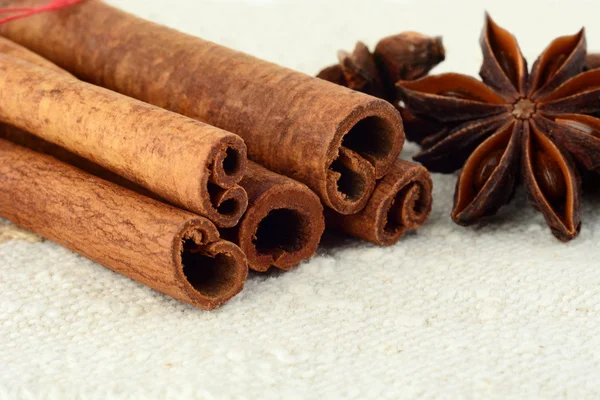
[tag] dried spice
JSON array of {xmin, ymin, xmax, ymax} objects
[
  {"xmin": 374, "ymin": 32, "xmax": 446, "ymax": 90},
  {"xmin": 326, "ymin": 159, "xmax": 433, "ymax": 246},
  {"xmin": 318, "ymin": 41, "xmax": 388, "ymax": 100},
  {"xmin": 585, "ymin": 53, "xmax": 600, "ymax": 71},
  {"xmin": 397, "ymin": 15, "xmax": 600, "ymax": 241},
  {"xmin": 318, "ymin": 32, "xmax": 445, "ymax": 102},
  {"xmin": 0, "ymin": 139, "xmax": 248, "ymax": 310},
  {"xmin": 0, "ymin": 51, "xmax": 249, "ymax": 228},
  {"xmin": 221, "ymin": 162, "xmax": 325, "ymax": 272}
]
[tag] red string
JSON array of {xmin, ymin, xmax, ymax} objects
[{"xmin": 0, "ymin": 0, "xmax": 85, "ymax": 24}]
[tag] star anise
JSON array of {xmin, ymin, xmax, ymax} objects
[
  {"xmin": 318, "ymin": 41, "xmax": 388, "ymax": 100},
  {"xmin": 397, "ymin": 15, "xmax": 600, "ymax": 241},
  {"xmin": 585, "ymin": 53, "xmax": 600, "ymax": 71},
  {"xmin": 317, "ymin": 32, "xmax": 446, "ymax": 143}
]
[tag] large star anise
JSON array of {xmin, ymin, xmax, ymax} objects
[{"xmin": 397, "ymin": 15, "xmax": 600, "ymax": 241}]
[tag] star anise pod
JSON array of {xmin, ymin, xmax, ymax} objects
[
  {"xmin": 397, "ymin": 15, "xmax": 600, "ymax": 241},
  {"xmin": 585, "ymin": 53, "xmax": 600, "ymax": 71},
  {"xmin": 318, "ymin": 32, "xmax": 445, "ymax": 98},
  {"xmin": 317, "ymin": 33, "xmax": 446, "ymax": 143}
]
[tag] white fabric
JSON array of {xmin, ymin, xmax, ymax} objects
[{"xmin": 2, "ymin": 0, "xmax": 600, "ymax": 398}]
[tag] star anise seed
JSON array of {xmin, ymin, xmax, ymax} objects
[{"xmin": 397, "ymin": 14, "xmax": 600, "ymax": 241}]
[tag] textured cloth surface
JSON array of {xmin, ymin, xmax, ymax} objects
[{"xmin": 2, "ymin": 0, "xmax": 600, "ymax": 398}]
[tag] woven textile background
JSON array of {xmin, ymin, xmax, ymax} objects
[{"xmin": 2, "ymin": 0, "xmax": 600, "ymax": 398}]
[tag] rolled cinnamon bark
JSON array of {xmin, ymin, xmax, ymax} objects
[
  {"xmin": 3, "ymin": 127, "xmax": 325, "ymax": 272},
  {"xmin": 0, "ymin": 36, "xmax": 154, "ymax": 198},
  {"xmin": 0, "ymin": 126, "xmax": 155, "ymax": 197},
  {"xmin": 0, "ymin": 139, "xmax": 247, "ymax": 310},
  {"xmin": 221, "ymin": 162, "xmax": 325, "ymax": 272},
  {"xmin": 326, "ymin": 160, "xmax": 433, "ymax": 246},
  {"xmin": 0, "ymin": 52, "xmax": 248, "ymax": 228},
  {"xmin": 0, "ymin": 0, "xmax": 404, "ymax": 215}
]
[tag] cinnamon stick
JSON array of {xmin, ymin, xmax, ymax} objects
[
  {"xmin": 0, "ymin": 126, "xmax": 155, "ymax": 198},
  {"xmin": 0, "ymin": 139, "xmax": 247, "ymax": 310},
  {"xmin": 0, "ymin": 51, "xmax": 248, "ymax": 228},
  {"xmin": 0, "ymin": 0, "xmax": 404, "ymax": 215},
  {"xmin": 221, "ymin": 162, "xmax": 325, "ymax": 272},
  {"xmin": 0, "ymin": 36, "xmax": 156, "ymax": 199},
  {"xmin": 327, "ymin": 160, "xmax": 433, "ymax": 246}
]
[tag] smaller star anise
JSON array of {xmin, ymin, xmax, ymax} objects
[
  {"xmin": 397, "ymin": 15, "xmax": 600, "ymax": 241},
  {"xmin": 318, "ymin": 41, "xmax": 388, "ymax": 100}
]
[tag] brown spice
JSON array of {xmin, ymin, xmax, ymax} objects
[
  {"xmin": 585, "ymin": 53, "xmax": 600, "ymax": 70},
  {"xmin": 222, "ymin": 162, "xmax": 325, "ymax": 272},
  {"xmin": 327, "ymin": 160, "xmax": 432, "ymax": 246},
  {"xmin": 0, "ymin": 126, "xmax": 155, "ymax": 198},
  {"xmin": 0, "ymin": 36, "xmax": 159, "ymax": 198},
  {"xmin": 396, "ymin": 15, "xmax": 600, "ymax": 241},
  {"xmin": 0, "ymin": 52, "xmax": 248, "ymax": 227},
  {"xmin": 0, "ymin": 0, "xmax": 404, "ymax": 215},
  {"xmin": 375, "ymin": 32, "xmax": 446, "ymax": 86},
  {"xmin": 319, "ymin": 42, "xmax": 387, "ymax": 100},
  {"xmin": 0, "ymin": 139, "xmax": 247, "ymax": 310},
  {"xmin": 318, "ymin": 33, "xmax": 445, "ymax": 102}
]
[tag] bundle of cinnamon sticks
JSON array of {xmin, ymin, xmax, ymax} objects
[{"xmin": 0, "ymin": 0, "xmax": 434, "ymax": 309}]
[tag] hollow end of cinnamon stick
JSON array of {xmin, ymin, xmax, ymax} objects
[
  {"xmin": 326, "ymin": 100, "xmax": 404, "ymax": 214},
  {"xmin": 204, "ymin": 136, "xmax": 249, "ymax": 227},
  {"xmin": 176, "ymin": 225, "xmax": 247, "ymax": 309},
  {"xmin": 237, "ymin": 189, "xmax": 324, "ymax": 272},
  {"xmin": 326, "ymin": 146, "xmax": 376, "ymax": 215},
  {"xmin": 223, "ymin": 162, "xmax": 325, "ymax": 272},
  {"xmin": 380, "ymin": 174, "xmax": 432, "ymax": 244},
  {"xmin": 205, "ymin": 181, "xmax": 249, "ymax": 228},
  {"xmin": 209, "ymin": 136, "xmax": 247, "ymax": 189},
  {"xmin": 327, "ymin": 159, "xmax": 432, "ymax": 246}
]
